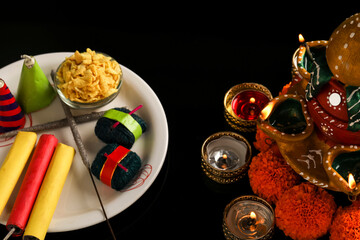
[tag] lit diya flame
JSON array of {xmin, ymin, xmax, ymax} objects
[
  {"xmin": 250, "ymin": 211, "xmax": 256, "ymax": 220},
  {"xmin": 298, "ymin": 34, "xmax": 305, "ymax": 43},
  {"xmin": 298, "ymin": 33, "xmax": 315, "ymax": 62},
  {"xmin": 259, "ymin": 101, "xmax": 275, "ymax": 121},
  {"xmin": 348, "ymin": 173, "xmax": 356, "ymax": 190}
]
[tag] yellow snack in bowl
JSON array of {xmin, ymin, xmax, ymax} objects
[{"xmin": 57, "ymin": 48, "xmax": 122, "ymax": 103}]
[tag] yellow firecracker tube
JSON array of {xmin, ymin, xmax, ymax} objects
[
  {"xmin": 23, "ymin": 143, "xmax": 75, "ymax": 240},
  {"xmin": 0, "ymin": 131, "xmax": 37, "ymax": 216}
]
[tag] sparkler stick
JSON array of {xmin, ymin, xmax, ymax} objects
[
  {"xmin": 0, "ymin": 111, "xmax": 105, "ymax": 138},
  {"xmin": 51, "ymin": 71, "xmax": 117, "ymax": 240}
]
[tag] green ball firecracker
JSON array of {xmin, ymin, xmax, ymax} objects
[{"xmin": 94, "ymin": 106, "xmax": 147, "ymax": 149}]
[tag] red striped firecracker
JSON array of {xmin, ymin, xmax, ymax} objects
[{"xmin": 0, "ymin": 78, "xmax": 25, "ymax": 133}]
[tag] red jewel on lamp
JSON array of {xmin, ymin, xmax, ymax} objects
[{"xmin": 232, "ymin": 90, "xmax": 270, "ymax": 121}]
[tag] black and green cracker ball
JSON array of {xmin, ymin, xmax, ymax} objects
[
  {"xmin": 91, "ymin": 143, "xmax": 142, "ymax": 191},
  {"xmin": 95, "ymin": 107, "xmax": 147, "ymax": 148}
]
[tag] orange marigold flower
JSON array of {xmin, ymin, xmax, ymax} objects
[
  {"xmin": 276, "ymin": 183, "xmax": 337, "ymax": 240},
  {"xmin": 248, "ymin": 149, "xmax": 301, "ymax": 205},
  {"xmin": 330, "ymin": 200, "xmax": 360, "ymax": 240},
  {"xmin": 253, "ymin": 126, "xmax": 281, "ymax": 157}
]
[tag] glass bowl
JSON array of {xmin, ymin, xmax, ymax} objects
[{"xmin": 54, "ymin": 52, "xmax": 123, "ymax": 109}]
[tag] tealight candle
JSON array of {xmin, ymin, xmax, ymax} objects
[
  {"xmin": 223, "ymin": 195, "xmax": 274, "ymax": 240},
  {"xmin": 201, "ymin": 131, "xmax": 252, "ymax": 184},
  {"xmin": 206, "ymin": 136, "xmax": 248, "ymax": 171},
  {"xmin": 224, "ymin": 83, "xmax": 272, "ymax": 132},
  {"xmin": 232, "ymin": 91, "xmax": 270, "ymax": 121}
]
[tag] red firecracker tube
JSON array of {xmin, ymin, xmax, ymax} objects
[{"xmin": 6, "ymin": 134, "xmax": 58, "ymax": 236}]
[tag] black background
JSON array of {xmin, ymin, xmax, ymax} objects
[{"xmin": 0, "ymin": 5, "xmax": 359, "ymax": 240}]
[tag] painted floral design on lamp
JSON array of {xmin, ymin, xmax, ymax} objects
[{"xmin": 292, "ymin": 14, "xmax": 360, "ymax": 145}]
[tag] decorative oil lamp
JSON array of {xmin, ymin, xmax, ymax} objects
[
  {"xmin": 224, "ymin": 83, "xmax": 272, "ymax": 132},
  {"xmin": 258, "ymin": 93, "xmax": 340, "ymax": 191},
  {"xmin": 257, "ymin": 13, "xmax": 360, "ymax": 198},
  {"xmin": 201, "ymin": 131, "xmax": 252, "ymax": 184},
  {"xmin": 289, "ymin": 29, "xmax": 360, "ymax": 146},
  {"xmin": 323, "ymin": 145, "xmax": 360, "ymax": 200},
  {"xmin": 223, "ymin": 195, "xmax": 274, "ymax": 240}
]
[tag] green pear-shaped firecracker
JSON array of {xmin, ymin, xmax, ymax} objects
[{"xmin": 16, "ymin": 55, "xmax": 56, "ymax": 113}]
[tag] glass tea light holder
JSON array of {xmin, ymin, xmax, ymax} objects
[
  {"xmin": 201, "ymin": 131, "xmax": 252, "ymax": 184},
  {"xmin": 224, "ymin": 83, "xmax": 272, "ymax": 132},
  {"xmin": 223, "ymin": 195, "xmax": 275, "ymax": 240}
]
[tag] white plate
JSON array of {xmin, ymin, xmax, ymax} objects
[{"xmin": 0, "ymin": 52, "xmax": 168, "ymax": 232}]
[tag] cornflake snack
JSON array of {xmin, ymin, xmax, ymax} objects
[{"xmin": 57, "ymin": 48, "xmax": 122, "ymax": 103}]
